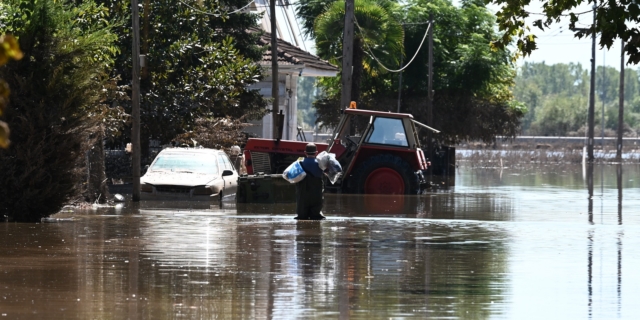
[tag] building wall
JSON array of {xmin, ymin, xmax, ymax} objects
[{"xmin": 247, "ymin": 72, "xmax": 301, "ymax": 140}]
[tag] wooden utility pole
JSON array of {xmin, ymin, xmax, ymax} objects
[
  {"xmin": 427, "ymin": 15, "xmax": 433, "ymax": 128},
  {"xmin": 572, "ymin": 8, "xmax": 597, "ymax": 162},
  {"xmin": 587, "ymin": 6, "xmax": 596, "ymax": 162},
  {"xmin": 340, "ymin": 0, "xmax": 354, "ymax": 110},
  {"xmin": 396, "ymin": 54, "xmax": 403, "ymax": 113},
  {"xmin": 617, "ymin": 39, "xmax": 625, "ymax": 161},
  {"xmin": 427, "ymin": 15, "xmax": 434, "ymax": 179},
  {"xmin": 142, "ymin": 0, "xmax": 150, "ymax": 79},
  {"xmin": 131, "ymin": 0, "xmax": 141, "ymax": 201},
  {"xmin": 270, "ymin": 0, "xmax": 279, "ymax": 139}
]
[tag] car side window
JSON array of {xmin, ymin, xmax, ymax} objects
[
  {"xmin": 222, "ymin": 154, "xmax": 233, "ymax": 171},
  {"xmin": 365, "ymin": 117, "xmax": 409, "ymax": 147},
  {"xmin": 219, "ymin": 154, "xmax": 233, "ymax": 171},
  {"xmin": 216, "ymin": 155, "xmax": 225, "ymax": 171}
]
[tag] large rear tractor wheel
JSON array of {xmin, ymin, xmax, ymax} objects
[{"xmin": 351, "ymin": 154, "xmax": 420, "ymax": 195}]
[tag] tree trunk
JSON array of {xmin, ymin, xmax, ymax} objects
[{"xmin": 86, "ymin": 125, "xmax": 110, "ymax": 203}]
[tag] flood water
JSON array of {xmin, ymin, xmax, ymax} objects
[{"xmin": 1, "ymin": 163, "xmax": 640, "ymax": 319}]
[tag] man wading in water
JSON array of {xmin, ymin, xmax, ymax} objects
[{"xmin": 294, "ymin": 143, "xmax": 326, "ymax": 220}]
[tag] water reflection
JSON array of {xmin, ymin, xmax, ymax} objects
[
  {"xmin": 587, "ymin": 228, "xmax": 594, "ymax": 318},
  {"xmin": 1, "ymin": 165, "xmax": 640, "ymax": 319},
  {"xmin": 0, "ymin": 211, "xmax": 510, "ymax": 319},
  {"xmin": 584, "ymin": 163, "xmax": 629, "ymax": 319},
  {"xmin": 586, "ymin": 162, "xmax": 594, "ymax": 224},
  {"xmin": 617, "ymin": 164, "xmax": 623, "ymax": 225}
]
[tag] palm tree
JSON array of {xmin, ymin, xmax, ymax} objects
[{"xmin": 314, "ymin": 0, "xmax": 404, "ymax": 104}]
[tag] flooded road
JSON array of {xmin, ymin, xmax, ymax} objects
[{"xmin": 1, "ymin": 164, "xmax": 640, "ymax": 319}]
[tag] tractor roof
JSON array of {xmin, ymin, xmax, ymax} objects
[{"xmin": 343, "ymin": 108, "xmax": 414, "ymax": 119}]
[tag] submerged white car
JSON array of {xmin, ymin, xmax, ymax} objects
[{"xmin": 140, "ymin": 148, "xmax": 238, "ymax": 201}]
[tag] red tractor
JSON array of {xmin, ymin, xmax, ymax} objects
[{"xmin": 243, "ymin": 107, "xmax": 438, "ymax": 194}]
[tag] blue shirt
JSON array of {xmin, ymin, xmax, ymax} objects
[{"xmin": 300, "ymin": 157, "xmax": 323, "ymax": 178}]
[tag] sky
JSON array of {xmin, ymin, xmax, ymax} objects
[{"xmin": 488, "ymin": 1, "xmax": 627, "ymax": 70}]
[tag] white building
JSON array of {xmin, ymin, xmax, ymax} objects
[{"xmin": 243, "ymin": 0, "xmax": 338, "ymax": 140}]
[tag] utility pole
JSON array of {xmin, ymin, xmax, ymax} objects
[
  {"xmin": 572, "ymin": 7, "xmax": 597, "ymax": 162},
  {"xmin": 427, "ymin": 15, "xmax": 433, "ymax": 128},
  {"xmin": 617, "ymin": 39, "xmax": 625, "ymax": 161},
  {"xmin": 427, "ymin": 14, "xmax": 434, "ymax": 179},
  {"xmin": 340, "ymin": 0, "xmax": 354, "ymax": 110},
  {"xmin": 396, "ymin": 54, "xmax": 403, "ymax": 113},
  {"xmin": 602, "ymin": 51, "xmax": 605, "ymax": 146},
  {"xmin": 131, "ymin": 0, "xmax": 141, "ymax": 201},
  {"xmin": 587, "ymin": 6, "xmax": 596, "ymax": 162},
  {"xmin": 270, "ymin": 0, "xmax": 280, "ymax": 139}
]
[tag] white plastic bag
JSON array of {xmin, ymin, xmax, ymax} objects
[
  {"xmin": 316, "ymin": 151, "xmax": 342, "ymax": 184},
  {"xmin": 282, "ymin": 160, "xmax": 306, "ymax": 183}
]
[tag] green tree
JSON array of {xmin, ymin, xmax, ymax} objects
[
  {"xmin": 488, "ymin": 0, "xmax": 640, "ymax": 64},
  {"xmin": 514, "ymin": 62, "xmax": 589, "ymax": 133},
  {"xmin": 529, "ymin": 95, "xmax": 588, "ymax": 135},
  {"xmin": 97, "ymin": 0, "xmax": 267, "ymax": 147},
  {"xmin": 0, "ymin": 0, "xmax": 118, "ymax": 222},
  {"xmin": 514, "ymin": 62, "xmax": 640, "ymax": 136},
  {"xmin": 314, "ymin": 0, "xmax": 404, "ymax": 105},
  {"xmin": 308, "ymin": 0, "xmax": 525, "ymax": 144}
]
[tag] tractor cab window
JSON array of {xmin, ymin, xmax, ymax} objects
[
  {"xmin": 336, "ymin": 114, "xmax": 369, "ymax": 147},
  {"xmin": 365, "ymin": 117, "xmax": 408, "ymax": 147}
]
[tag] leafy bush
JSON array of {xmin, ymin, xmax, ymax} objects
[
  {"xmin": 0, "ymin": 0, "xmax": 117, "ymax": 222},
  {"xmin": 97, "ymin": 0, "xmax": 268, "ymax": 146}
]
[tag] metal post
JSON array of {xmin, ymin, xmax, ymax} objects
[
  {"xmin": 617, "ymin": 39, "xmax": 625, "ymax": 161},
  {"xmin": 270, "ymin": 0, "xmax": 279, "ymax": 139},
  {"xmin": 131, "ymin": 0, "xmax": 141, "ymax": 201},
  {"xmin": 340, "ymin": 0, "xmax": 354, "ymax": 110}
]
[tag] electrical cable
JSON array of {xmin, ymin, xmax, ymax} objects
[
  {"xmin": 354, "ymin": 16, "xmax": 430, "ymax": 73},
  {"xmin": 524, "ymin": 6, "xmax": 599, "ymax": 17},
  {"xmin": 228, "ymin": 0, "xmax": 256, "ymax": 14},
  {"xmin": 178, "ymin": 0, "xmax": 255, "ymax": 16},
  {"xmin": 400, "ymin": 21, "xmax": 431, "ymax": 25},
  {"xmin": 279, "ymin": 4, "xmax": 296, "ymax": 46}
]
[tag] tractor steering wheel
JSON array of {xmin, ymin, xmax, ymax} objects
[{"xmin": 344, "ymin": 135, "xmax": 358, "ymax": 150}]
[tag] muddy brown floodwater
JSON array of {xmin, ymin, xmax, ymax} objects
[{"xmin": 1, "ymin": 164, "xmax": 640, "ymax": 319}]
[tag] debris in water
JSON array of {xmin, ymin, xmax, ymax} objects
[{"xmin": 41, "ymin": 217, "xmax": 75, "ymax": 223}]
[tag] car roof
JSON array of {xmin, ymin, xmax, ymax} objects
[{"xmin": 157, "ymin": 147, "xmax": 226, "ymax": 156}]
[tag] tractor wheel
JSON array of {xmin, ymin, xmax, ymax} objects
[{"xmin": 351, "ymin": 154, "xmax": 420, "ymax": 195}]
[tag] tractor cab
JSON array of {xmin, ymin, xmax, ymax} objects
[{"xmin": 328, "ymin": 108, "xmax": 438, "ymax": 194}]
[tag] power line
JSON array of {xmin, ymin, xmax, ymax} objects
[
  {"xmin": 228, "ymin": 0, "xmax": 257, "ymax": 14},
  {"xmin": 178, "ymin": 0, "xmax": 256, "ymax": 16},
  {"xmin": 524, "ymin": 6, "xmax": 598, "ymax": 17},
  {"xmin": 400, "ymin": 21, "xmax": 431, "ymax": 25},
  {"xmin": 354, "ymin": 15, "xmax": 430, "ymax": 73}
]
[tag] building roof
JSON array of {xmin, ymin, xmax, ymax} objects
[{"xmin": 258, "ymin": 32, "xmax": 338, "ymax": 77}]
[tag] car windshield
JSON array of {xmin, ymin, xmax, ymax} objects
[{"xmin": 149, "ymin": 154, "xmax": 219, "ymax": 175}]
